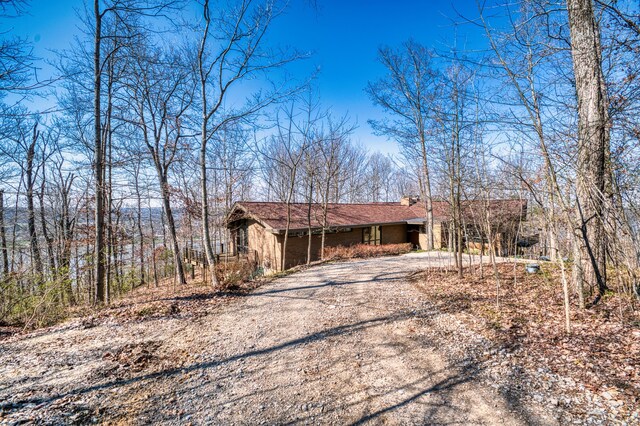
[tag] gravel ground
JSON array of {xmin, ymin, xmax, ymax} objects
[{"xmin": 1, "ymin": 252, "xmax": 560, "ymax": 425}]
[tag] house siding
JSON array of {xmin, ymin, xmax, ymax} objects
[
  {"xmin": 381, "ymin": 224, "xmax": 406, "ymax": 244},
  {"xmin": 418, "ymin": 223, "xmax": 443, "ymax": 250},
  {"xmin": 269, "ymin": 224, "xmax": 409, "ymax": 271},
  {"xmin": 247, "ymin": 221, "xmax": 278, "ymax": 272}
]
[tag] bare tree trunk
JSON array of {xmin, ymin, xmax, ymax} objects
[
  {"xmin": 58, "ymin": 173, "xmax": 75, "ymax": 306},
  {"xmin": 160, "ymin": 204, "xmax": 167, "ymax": 249},
  {"xmin": 567, "ymin": 0, "xmax": 609, "ymax": 303},
  {"xmin": 282, "ymin": 166, "xmax": 297, "ymax": 271},
  {"xmin": 38, "ymin": 178, "xmax": 56, "ymax": 276},
  {"xmin": 111, "ymin": 203, "xmax": 122, "ymax": 297},
  {"xmin": 572, "ymin": 234, "xmax": 585, "ymax": 308},
  {"xmin": 320, "ymin": 187, "xmax": 330, "ymax": 260},
  {"xmin": 159, "ymin": 176, "xmax": 186, "ymax": 285},
  {"xmin": 200, "ymin": 145, "xmax": 218, "ymax": 286},
  {"xmin": 306, "ymin": 175, "xmax": 313, "ymax": 265},
  {"xmin": 134, "ymin": 169, "xmax": 145, "ymax": 287},
  {"xmin": 419, "ymin": 136, "xmax": 434, "ymax": 250},
  {"xmin": 26, "ymin": 123, "xmax": 43, "ymax": 276},
  {"xmin": 93, "ymin": 0, "xmax": 106, "ymax": 304},
  {"xmin": 104, "ymin": 67, "xmax": 115, "ymax": 304},
  {"xmin": 148, "ymin": 205, "xmax": 159, "ymax": 287},
  {"xmin": 0, "ymin": 190, "xmax": 9, "ymax": 276},
  {"xmin": 85, "ymin": 198, "xmax": 93, "ymax": 303}
]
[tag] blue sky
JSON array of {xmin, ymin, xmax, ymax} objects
[
  {"xmin": 10, "ymin": 0, "xmax": 487, "ymax": 155},
  {"xmin": 269, "ymin": 1, "xmax": 485, "ymax": 154}
]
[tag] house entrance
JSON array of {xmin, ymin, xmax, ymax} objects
[
  {"xmin": 236, "ymin": 221, "xmax": 248, "ymax": 254},
  {"xmin": 407, "ymin": 224, "xmax": 421, "ymax": 248}
]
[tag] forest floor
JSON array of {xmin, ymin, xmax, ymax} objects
[
  {"xmin": 0, "ymin": 252, "xmax": 637, "ymax": 425},
  {"xmin": 412, "ymin": 261, "xmax": 640, "ymax": 425}
]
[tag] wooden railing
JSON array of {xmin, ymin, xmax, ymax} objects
[{"xmin": 182, "ymin": 246, "xmax": 255, "ymax": 267}]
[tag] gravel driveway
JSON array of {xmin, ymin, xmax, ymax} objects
[{"xmin": 1, "ymin": 252, "xmax": 554, "ymax": 425}]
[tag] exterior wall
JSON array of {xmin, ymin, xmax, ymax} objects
[
  {"xmin": 434, "ymin": 223, "xmax": 443, "ymax": 249},
  {"xmin": 276, "ymin": 224, "xmax": 409, "ymax": 271},
  {"xmin": 278, "ymin": 232, "xmax": 320, "ymax": 270},
  {"xmin": 277, "ymin": 228, "xmax": 359, "ymax": 270},
  {"xmin": 247, "ymin": 220, "xmax": 280, "ymax": 273},
  {"xmin": 467, "ymin": 235, "xmax": 504, "ymax": 256},
  {"xmin": 381, "ymin": 224, "xmax": 406, "ymax": 244},
  {"xmin": 418, "ymin": 223, "xmax": 442, "ymax": 249}
]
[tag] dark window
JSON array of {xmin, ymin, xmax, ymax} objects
[
  {"xmin": 237, "ymin": 222, "xmax": 249, "ymax": 254},
  {"xmin": 362, "ymin": 225, "xmax": 382, "ymax": 245}
]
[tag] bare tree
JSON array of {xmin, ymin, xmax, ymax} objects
[
  {"xmin": 259, "ymin": 101, "xmax": 310, "ymax": 270},
  {"xmin": 367, "ymin": 41, "xmax": 440, "ymax": 249},
  {"xmin": 123, "ymin": 43, "xmax": 194, "ymax": 286},
  {"xmin": 567, "ymin": 0, "xmax": 611, "ymax": 302},
  {"xmin": 89, "ymin": 0, "xmax": 180, "ymax": 303},
  {"xmin": 364, "ymin": 153, "xmax": 398, "ymax": 202},
  {"xmin": 315, "ymin": 114, "xmax": 355, "ymax": 258},
  {"xmin": 0, "ymin": 0, "xmax": 34, "ymax": 102},
  {"xmin": 24, "ymin": 122, "xmax": 43, "ymax": 276},
  {"xmin": 0, "ymin": 189, "xmax": 7, "ymax": 276},
  {"xmin": 195, "ymin": 0, "xmax": 304, "ymax": 285},
  {"xmin": 475, "ymin": 1, "xmax": 579, "ymax": 331},
  {"xmin": 49, "ymin": 155, "xmax": 78, "ymax": 305}
]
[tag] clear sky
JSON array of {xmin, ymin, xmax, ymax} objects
[
  {"xmin": 269, "ymin": 1, "xmax": 485, "ymax": 154},
  {"xmin": 10, "ymin": 0, "xmax": 487, "ymax": 155}
]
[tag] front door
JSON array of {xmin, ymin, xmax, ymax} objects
[{"xmin": 407, "ymin": 225, "xmax": 420, "ymax": 248}]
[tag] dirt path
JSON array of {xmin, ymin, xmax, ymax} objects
[{"xmin": 1, "ymin": 252, "xmax": 556, "ymax": 425}]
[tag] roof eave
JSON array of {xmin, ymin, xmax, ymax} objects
[{"xmin": 226, "ymin": 203, "xmax": 277, "ymax": 232}]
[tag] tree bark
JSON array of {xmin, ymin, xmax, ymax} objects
[
  {"xmin": 200, "ymin": 144, "xmax": 218, "ymax": 286},
  {"xmin": 419, "ymin": 135, "xmax": 434, "ymax": 250},
  {"xmin": 159, "ymin": 174, "xmax": 186, "ymax": 286},
  {"xmin": 58, "ymin": 173, "xmax": 75, "ymax": 305},
  {"xmin": 148, "ymin": 205, "xmax": 159, "ymax": 287},
  {"xmin": 26, "ymin": 123, "xmax": 43, "ymax": 276},
  {"xmin": 134, "ymin": 169, "xmax": 145, "ymax": 287},
  {"xmin": 567, "ymin": 0, "xmax": 610, "ymax": 302},
  {"xmin": 39, "ymin": 178, "xmax": 56, "ymax": 276},
  {"xmin": 0, "ymin": 190, "xmax": 9, "ymax": 276},
  {"xmin": 93, "ymin": 0, "xmax": 106, "ymax": 304}
]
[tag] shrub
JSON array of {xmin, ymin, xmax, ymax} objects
[
  {"xmin": 214, "ymin": 260, "xmax": 260, "ymax": 290},
  {"xmin": 324, "ymin": 243, "xmax": 412, "ymax": 261},
  {"xmin": 1, "ymin": 273, "xmax": 68, "ymax": 329}
]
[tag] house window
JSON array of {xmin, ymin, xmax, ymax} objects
[
  {"xmin": 363, "ymin": 226, "xmax": 382, "ymax": 245},
  {"xmin": 236, "ymin": 222, "xmax": 248, "ymax": 254}
]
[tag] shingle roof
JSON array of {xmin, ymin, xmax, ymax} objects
[{"xmin": 227, "ymin": 199, "xmax": 526, "ymax": 232}]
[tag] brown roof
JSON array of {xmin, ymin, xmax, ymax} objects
[{"xmin": 227, "ymin": 199, "xmax": 526, "ymax": 232}]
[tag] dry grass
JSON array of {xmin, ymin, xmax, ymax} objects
[
  {"xmin": 324, "ymin": 243, "xmax": 412, "ymax": 260},
  {"xmin": 412, "ymin": 262, "xmax": 640, "ymax": 413},
  {"xmin": 0, "ymin": 260, "xmax": 265, "ymax": 340}
]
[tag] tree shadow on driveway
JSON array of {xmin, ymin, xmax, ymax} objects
[{"xmin": 1, "ymin": 310, "xmax": 420, "ymax": 410}]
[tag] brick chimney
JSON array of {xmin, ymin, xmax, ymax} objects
[{"xmin": 400, "ymin": 196, "xmax": 419, "ymax": 206}]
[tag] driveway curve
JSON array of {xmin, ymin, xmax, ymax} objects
[{"xmin": 0, "ymin": 252, "xmax": 552, "ymax": 425}]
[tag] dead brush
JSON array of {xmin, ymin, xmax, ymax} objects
[
  {"xmin": 324, "ymin": 243, "xmax": 412, "ymax": 260},
  {"xmin": 214, "ymin": 260, "xmax": 258, "ymax": 290}
]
